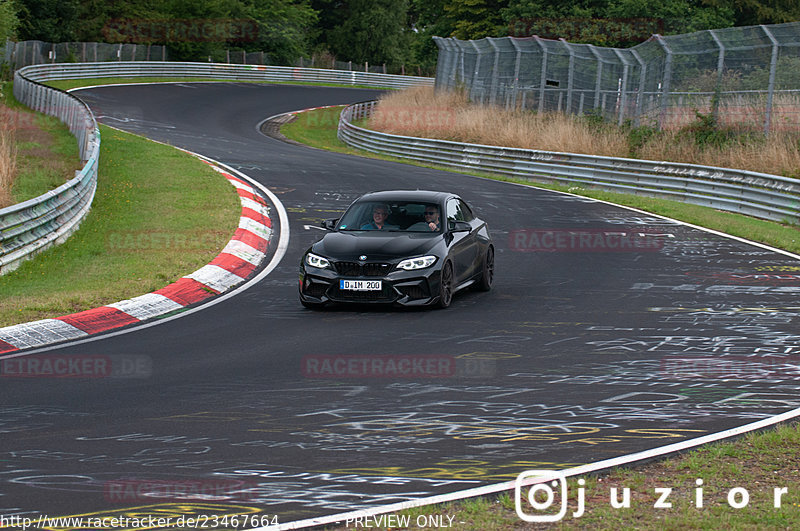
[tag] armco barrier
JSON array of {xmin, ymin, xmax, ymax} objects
[
  {"xmin": 16, "ymin": 61, "xmax": 434, "ymax": 89},
  {"xmin": 2, "ymin": 69, "xmax": 100, "ymax": 274},
  {"xmin": 338, "ymin": 101, "xmax": 800, "ymax": 224},
  {"xmin": 2, "ymin": 62, "xmax": 433, "ymax": 275}
]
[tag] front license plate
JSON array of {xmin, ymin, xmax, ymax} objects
[{"xmin": 340, "ymin": 280, "xmax": 382, "ymax": 291}]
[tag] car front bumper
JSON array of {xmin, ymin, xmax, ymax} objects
[{"xmin": 299, "ymin": 264, "xmax": 442, "ymax": 307}]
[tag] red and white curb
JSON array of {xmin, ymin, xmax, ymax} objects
[{"xmin": 0, "ymin": 164, "xmax": 272, "ymax": 355}]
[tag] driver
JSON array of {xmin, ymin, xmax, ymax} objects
[{"xmin": 423, "ymin": 205, "xmax": 441, "ymax": 231}]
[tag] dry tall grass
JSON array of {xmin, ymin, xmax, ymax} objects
[
  {"xmin": 370, "ymin": 86, "xmax": 630, "ymax": 157},
  {"xmin": 0, "ymin": 128, "xmax": 17, "ymax": 209},
  {"xmin": 370, "ymin": 86, "xmax": 800, "ymax": 177},
  {"xmin": 636, "ymin": 129, "xmax": 800, "ymax": 175}
]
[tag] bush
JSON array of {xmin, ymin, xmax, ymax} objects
[{"xmin": 678, "ymin": 110, "xmax": 738, "ymax": 149}]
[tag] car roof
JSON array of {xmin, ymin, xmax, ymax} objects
[{"xmin": 356, "ymin": 190, "xmax": 454, "ymax": 203}]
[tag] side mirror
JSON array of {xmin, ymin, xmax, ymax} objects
[
  {"xmin": 449, "ymin": 220, "xmax": 471, "ymax": 232},
  {"xmin": 322, "ymin": 218, "xmax": 339, "ymax": 231}
]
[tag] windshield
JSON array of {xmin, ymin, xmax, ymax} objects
[{"xmin": 338, "ymin": 201, "xmax": 443, "ymax": 233}]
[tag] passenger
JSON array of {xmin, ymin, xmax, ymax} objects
[{"xmin": 361, "ymin": 204, "xmax": 396, "ymax": 230}]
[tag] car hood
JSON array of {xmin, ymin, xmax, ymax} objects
[{"xmin": 312, "ymin": 231, "xmax": 441, "ymax": 261}]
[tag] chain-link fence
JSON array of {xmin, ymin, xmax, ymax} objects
[
  {"xmin": 434, "ymin": 21, "xmax": 800, "ymax": 135},
  {"xmin": 3, "ymin": 40, "xmax": 169, "ymax": 70}
]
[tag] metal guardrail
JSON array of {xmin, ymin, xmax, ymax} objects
[
  {"xmin": 338, "ymin": 101, "xmax": 800, "ymax": 224},
  {"xmin": 17, "ymin": 61, "xmax": 434, "ymax": 89},
  {"xmin": 1, "ymin": 68, "xmax": 100, "ymax": 275},
  {"xmin": 2, "ymin": 62, "xmax": 432, "ymax": 275}
]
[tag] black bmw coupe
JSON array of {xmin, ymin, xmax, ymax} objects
[{"xmin": 299, "ymin": 190, "xmax": 494, "ymax": 309}]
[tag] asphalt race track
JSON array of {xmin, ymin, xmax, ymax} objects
[{"xmin": 2, "ymin": 82, "xmax": 800, "ymax": 528}]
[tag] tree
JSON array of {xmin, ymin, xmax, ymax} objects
[
  {"xmin": 247, "ymin": 0, "xmax": 318, "ymax": 65},
  {"xmin": 502, "ymin": 0, "xmax": 737, "ymax": 47},
  {"xmin": 706, "ymin": 0, "xmax": 800, "ymax": 26},
  {"xmin": 14, "ymin": 0, "xmax": 80, "ymax": 42},
  {"xmin": 408, "ymin": 0, "xmax": 453, "ymax": 72},
  {"xmin": 0, "ymin": 0, "xmax": 19, "ymax": 41},
  {"xmin": 606, "ymin": 0, "xmax": 735, "ymax": 36},
  {"xmin": 327, "ymin": 0, "xmax": 408, "ymax": 66},
  {"xmin": 445, "ymin": 0, "xmax": 510, "ymax": 40}
]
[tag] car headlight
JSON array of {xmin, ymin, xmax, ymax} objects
[
  {"xmin": 397, "ymin": 255, "xmax": 437, "ymax": 271},
  {"xmin": 305, "ymin": 252, "xmax": 332, "ymax": 270}
]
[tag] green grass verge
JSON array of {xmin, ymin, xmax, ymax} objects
[
  {"xmin": 12, "ymin": 113, "xmax": 81, "ymax": 203},
  {"xmin": 0, "ymin": 124, "xmax": 239, "ymax": 326},
  {"xmin": 1, "ymin": 81, "xmax": 80, "ymax": 203},
  {"xmin": 284, "ymin": 107, "xmax": 800, "ymax": 529},
  {"xmin": 282, "ymin": 107, "xmax": 800, "ymax": 255}
]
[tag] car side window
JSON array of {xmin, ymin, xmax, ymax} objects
[
  {"xmin": 446, "ymin": 199, "xmax": 460, "ymax": 223},
  {"xmin": 458, "ymin": 200, "xmax": 475, "ymax": 222}
]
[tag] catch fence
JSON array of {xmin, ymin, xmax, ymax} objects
[{"xmin": 434, "ymin": 21, "xmax": 800, "ymax": 134}]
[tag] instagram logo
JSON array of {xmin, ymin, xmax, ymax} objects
[{"xmin": 515, "ymin": 470, "xmax": 584, "ymax": 522}]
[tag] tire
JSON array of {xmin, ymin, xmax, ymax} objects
[
  {"xmin": 476, "ymin": 245, "xmax": 494, "ymax": 291},
  {"xmin": 438, "ymin": 260, "xmax": 454, "ymax": 309}
]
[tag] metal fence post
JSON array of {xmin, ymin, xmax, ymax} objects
[
  {"xmin": 487, "ymin": 38, "xmax": 501, "ymax": 105},
  {"xmin": 630, "ymin": 49, "xmax": 647, "ymax": 127},
  {"xmin": 560, "ymin": 39, "xmax": 575, "ymax": 114},
  {"xmin": 588, "ymin": 45, "xmax": 603, "ymax": 114},
  {"xmin": 534, "ymin": 36, "xmax": 547, "ymax": 113},
  {"xmin": 655, "ymin": 35, "xmax": 673, "ymax": 130},
  {"xmin": 469, "ymin": 40, "xmax": 482, "ymax": 102},
  {"xmin": 613, "ymin": 49, "xmax": 630, "ymax": 126},
  {"xmin": 762, "ymin": 25, "xmax": 779, "ymax": 136},
  {"xmin": 510, "ymin": 38, "xmax": 523, "ymax": 109},
  {"xmin": 708, "ymin": 29, "xmax": 726, "ymax": 124}
]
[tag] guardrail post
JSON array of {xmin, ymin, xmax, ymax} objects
[{"xmin": 762, "ymin": 25, "xmax": 779, "ymax": 137}]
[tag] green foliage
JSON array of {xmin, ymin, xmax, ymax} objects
[
  {"xmin": 580, "ymin": 107, "xmax": 606, "ymax": 128},
  {"xmin": 7, "ymin": 0, "xmax": 800, "ymax": 74},
  {"xmin": 247, "ymin": 0, "xmax": 318, "ymax": 65},
  {"xmin": 0, "ymin": 0, "xmax": 19, "ymax": 41},
  {"xmin": 502, "ymin": 0, "xmax": 735, "ymax": 46},
  {"xmin": 12, "ymin": 0, "xmax": 317, "ymax": 66},
  {"xmin": 625, "ymin": 123, "xmax": 658, "ymax": 156},
  {"xmin": 678, "ymin": 110, "xmax": 745, "ymax": 149},
  {"xmin": 446, "ymin": 0, "xmax": 509, "ymax": 40},
  {"xmin": 15, "ymin": 0, "xmax": 80, "ymax": 41},
  {"xmin": 326, "ymin": 0, "xmax": 408, "ymax": 66},
  {"xmin": 715, "ymin": 0, "xmax": 800, "ymax": 26}
]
